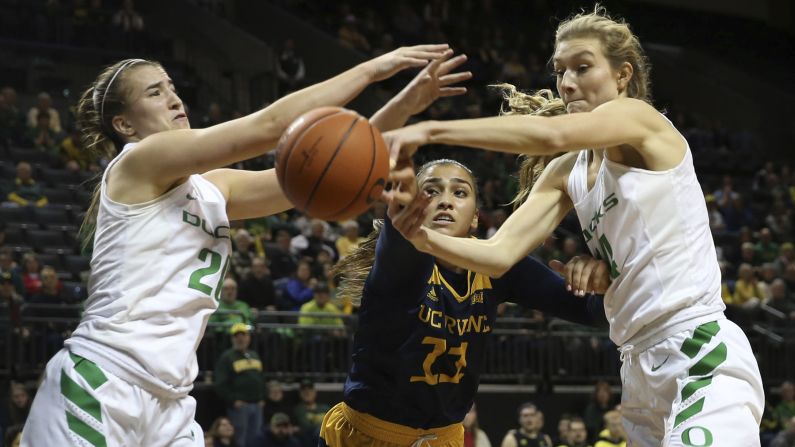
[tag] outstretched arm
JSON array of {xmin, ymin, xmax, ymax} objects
[
  {"xmin": 385, "ymin": 97, "xmax": 684, "ymax": 170},
  {"xmin": 117, "ymin": 45, "xmax": 451, "ymax": 196}
]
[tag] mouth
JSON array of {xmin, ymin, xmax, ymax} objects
[
  {"xmin": 431, "ymin": 213, "xmax": 455, "ymax": 226},
  {"xmin": 173, "ymin": 113, "xmax": 187, "ymax": 121}
]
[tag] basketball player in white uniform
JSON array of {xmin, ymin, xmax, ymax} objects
[
  {"xmin": 22, "ymin": 46, "xmax": 472, "ymax": 446},
  {"xmin": 383, "ymin": 7, "xmax": 764, "ymax": 447}
]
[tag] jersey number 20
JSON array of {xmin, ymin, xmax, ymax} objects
[{"xmin": 188, "ymin": 248, "xmax": 230, "ymax": 300}]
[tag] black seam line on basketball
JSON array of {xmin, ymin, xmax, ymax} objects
[
  {"xmin": 328, "ymin": 123, "xmax": 378, "ymax": 220},
  {"xmin": 280, "ymin": 109, "xmax": 344, "ymax": 192},
  {"xmin": 304, "ymin": 115, "xmax": 361, "ymax": 210}
]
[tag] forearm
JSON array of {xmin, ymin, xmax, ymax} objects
[
  {"xmin": 370, "ymin": 95, "xmax": 413, "ymax": 132},
  {"xmin": 417, "ymin": 230, "xmax": 527, "ymax": 278},
  {"xmin": 421, "ymin": 115, "xmax": 561, "ymax": 156}
]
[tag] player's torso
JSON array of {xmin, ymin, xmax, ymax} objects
[
  {"xmin": 67, "ymin": 148, "xmax": 231, "ymax": 391},
  {"xmin": 567, "ymin": 148, "xmax": 723, "ymax": 345},
  {"xmin": 346, "ymin": 264, "xmax": 499, "ymax": 428}
]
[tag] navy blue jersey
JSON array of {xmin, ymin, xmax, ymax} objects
[{"xmin": 344, "ymin": 218, "xmax": 606, "ymax": 429}]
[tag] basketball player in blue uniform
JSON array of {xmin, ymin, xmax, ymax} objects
[{"xmin": 320, "ymin": 157, "xmax": 610, "ymax": 447}]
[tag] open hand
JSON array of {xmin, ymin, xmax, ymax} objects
[
  {"xmin": 394, "ymin": 50, "xmax": 471, "ymax": 116},
  {"xmin": 368, "ymin": 44, "xmax": 451, "ymax": 82}
]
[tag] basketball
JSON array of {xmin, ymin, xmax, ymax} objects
[{"xmin": 275, "ymin": 106, "xmax": 389, "ymax": 221}]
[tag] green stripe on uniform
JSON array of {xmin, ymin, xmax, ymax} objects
[
  {"xmin": 66, "ymin": 411, "xmax": 107, "ymax": 447},
  {"xmin": 680, "ymin": 321, "xmax": 721, "ymax": 359},
  {"xmin": 69, "ymin": 353, "xmax": 108, "ymax": 390},
  {"xmin": 681, "ymin": 376, "xmax": 713, "ymax": 401},
  {"xmin": 61, "ymin": 371, "xmax": 103, "ymax": 422},
  {"xmin": 689, "ymin": 342, "xmax": 727, "ymax": 377},
  {"xmin": 674, "ymin": 397, "xmax": 705, "ymax": 428}
]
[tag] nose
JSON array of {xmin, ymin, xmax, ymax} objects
[
  {"xmin": 167, "ymin": 89, "xmax": 183, "ymax": 110},
  {"xmin": 558, "ymin": 70, "xmax": 577, "ymax": 97},
  {"xmin": 436, "ymin": 191, "xmax": 453, "ymax": 210}
]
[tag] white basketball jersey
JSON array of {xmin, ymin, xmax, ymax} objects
[
  {"xmin": 66, "ymin": 143, "xmax": 231, "ymax": 398},
  {"xmin": 566, "ymin": 133, "xmax": 725, "ymax": 346}
]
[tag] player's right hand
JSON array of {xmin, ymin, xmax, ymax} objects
[{"xmin": 550, "ymin": 256, "xmax": 611, "ymax": 296}]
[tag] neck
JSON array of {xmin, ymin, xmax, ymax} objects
[{"xmin": 437, "ymin": 258, "xmax": 465, "ymax": 274}]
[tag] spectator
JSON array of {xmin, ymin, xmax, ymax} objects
[
  {"xmin": 561, "ymin": 417, "xmax": 591, "ymax": 447},
  {"xmin": 740, "ymin": 242, "xmax": 760, "ymax": 267},
  {"xmin": 210, "ymin": 278, "xmax": 254, "ymax": 331},
  {"xmin": 594, "ymin": 411, "xmax": 626, "ymax": 447},
  {"xmin": 463, "ymin": 403, "xmax": 492, "ymax": 447},
  {"xmin": 334, "ymin": 221, "xmax": 364, "ymax": 260},
  {"xmin": 337, "ymin": 14, "xmax": 370, "ymax": 52},
  {"xmin": 533, "ymin": 235, "xmax": 562, "ymax": 266},
  {"xmin": 26, "ymin": 92, "xmax": 62, "ymax": 134},
  {"xmin": 771, "ymin": 416, "xmax": 795, "ymax": 447},
  {"xmin": 584, "ymin": 381, "xmax": 614, "ymax": 442},
  {"xmin": 554, "ymin": 414, "xmax": 572, "ymax": 446},
  {"xmin": 58, "ymin": 126, "xmax": 93, "ymax": 171},
  {"xmin": 252, "ymin": 412, "xmax": 302, "ymax": 447},
  {"xmin": 263, "ymin": 380, "xmax": 291, "ymax": 428},
  {"xmin": 3, "ymin": 425, "xmax": 22, "ymax": 447},
  {"xmin": 232, "ymin": 229, "xmax": 256, "ymax": 279},
  {"xmin": 266, "ymin": 230, "xmax": 298, "ymax": 280},
  {"xmin": 276, "ymin": 39, "xmax": 306, "ymax": 95},
  {"xmin": 214, "ymin": 323, "xmax": 265, "ymax": 447},
  {"xmin": 776, "ymin": 382, "xmax": 795, "ymax": 430},
  {"xmin": 731, "ymin": 263, "xmax": 764, "ymax": 309},
  {"xmin": 6, "ymin": 162, "xmax": 48, "ymax": 208},
  {"xmin": 28, "ymin": 111, "xmax": 60, "ymax": 152},
  {"xmin": 759, "ymin": 262, "xmax": 779, "ymax": 298},
  {"xmin": 1, "ymin": 271, "xmax": 24, "ymax": 329},
  {"xmin": 766, "ymin": 279, "xmax": 795, "ymax": 328},
  {"xmin": 705, "ymin": 194, "xmax": 726, "ymax": 233},
  {"xmin": 756, "ymin": 228, "xmax": 780, "ymax": 264},
  {"xmin": 112, "ymin": 0, "xmax": 144, "ymax": 33},
  {"xmin": 7, "ymin": 382, "xmax": 32, "ymax": 427},
  {"xmin": 775, "ymin": 243, "xmax": 795, "ymax": 276},
  {"xmin": 207, "ymin": 416, "xmax": 239, "ymax": 447},
  {"xmin": 19, "ymin": 252, "xmax": 42, "ymax": 297},
  {"xmin": 292, "ymin": 379, "xmax": 330, "ymax": 446},
  {"xmin": 201, "ymin": 102, "xmax": 225, "ymax": 128},
  {"xmin": 499, "ymin": 51, "xmax": 528, "ymax": 85},
  {"xmin": 0, "ymin": 86, "xmax": 25, "ymax": 144},
  {"xmin": 291, "ymin": 220, "xmax": 335, "ymax": 261},
  {"xmin": 298, "ymin": 282, "xmax": 344, "ymax": 332},
  {"xmin": 500, "ymin": 402, "xmax": 553, "ymax": 447},
  {"xmin": 281, "ymin": 261, "xmax": 315, "ymax": 311},
  {"xmin": 238, "ymin": 256, "xmax": 276, "ymax": 311},
  {"xmin": 0, "ymin": 248, "xmax": 24, "ymax": 297},
  {"xmin": 486, "ymin": 209, "xmax": 507, "ymax": 239},
  {"xmin": 561, "ymin": 237, "xmax": 580, "ymax": 264}
]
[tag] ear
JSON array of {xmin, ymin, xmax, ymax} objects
[
  {"xmin": 469, "ymin": 210, "xmax": 479, "ymax": 233},
  {"xmin": 111, "ymin": 114, "xmax": 135, "ymax": 138},
  {"xmin": 616, "ymin": 62, "xmax": 633, "ymax": 94}
]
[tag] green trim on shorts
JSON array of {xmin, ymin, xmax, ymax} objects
[
  {"xmin": 674, "ymin": 397, "xmax": 705, "ymax": 429},
  {"xmin": 673, "ymin": 321, "xmax": 727, "ymax": 429},
  {"xmin": 69, "ymin": 353, "xmax": 108, "ymax": 390},
  {"xmin": 66, "ymin": 411, "xmax": 108, "ymax": 447},
  {"xmin": 681, "ymin": 376, "xmax": 713, "ymax": 401},
  {"xmin": 689, "ymin": 343, "xmax": 727, "ymax": 377},
  {"xmin": 61, "ymin": 371, "xmax": 103, "ymax": 422},
  {"xmin": 680, "ymin": 322, "xmax": 720, "ymax": 359}
]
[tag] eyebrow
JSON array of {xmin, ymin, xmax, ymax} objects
[
  {"xmin": 422, "ymin": 177, "xmax": 474, "ymax": 189},
  {"xmin": 553, "ymin": 50, "xmax": 595, "ymax": 64},
  {"xmin": 144, "ymin": 79, "xmax": 175, "ymax": 91}
]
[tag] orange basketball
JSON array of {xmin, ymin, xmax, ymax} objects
[{"xmin": 275, "ymin": 107, "xmax": 389, "ymax": 221}]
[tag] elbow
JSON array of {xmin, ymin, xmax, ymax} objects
[{"xmin": 489, "ymin": 264, "xmax": 510, "ymax": 279}]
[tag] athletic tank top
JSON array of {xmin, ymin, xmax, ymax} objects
[
  {"xmin": 566, "ymin": 128, "xmax": 725, "ymax": 346},
  {"xmin": 66, "ymin": 143, "xmax": 231, "ymax": 398}
]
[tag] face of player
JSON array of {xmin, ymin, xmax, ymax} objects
[
  {"xmin": 418, "ymin": 164, "xmax": 478, "ymax": 238},
  {"xmin": 553, "ymin": 37, "xmax": 627, "ymax": 114},
  {"xmin": 115, "ymin": 65, "xmax": 189, "ymax": 142}
]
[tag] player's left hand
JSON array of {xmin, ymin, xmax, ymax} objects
[
  {"xmin": 394, "ymin": 51, "xmax": 471, "ymax": 117},
  {"xmin": 550, "ymin": 255, "xmax": 611, "ymax": 296}
]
